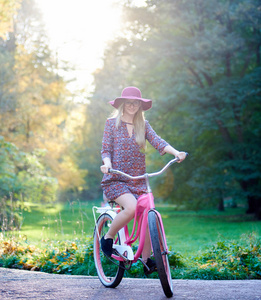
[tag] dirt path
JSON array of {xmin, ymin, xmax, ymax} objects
[{"xmin": 1, "ymin": 267, "xmax": 261, "ymax": 300}]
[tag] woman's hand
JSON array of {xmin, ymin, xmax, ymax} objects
[
  {"xmin": 100, "ymin": 157, "xmax": 112, "ymax": 174},
  {"xmin": 163, "ymin": 146, "xmax": 187, "ymax": 163},
  {"xmin": 100, "ymin": 165, "xmax": 111, "ymax": 174},
  {"xmin": 176, "ymin": 151, "xmax": 187, "ymax": 163}
]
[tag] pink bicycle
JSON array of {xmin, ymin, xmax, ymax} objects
[{"xmin": 93, "ymin": 156, "xmax": 186, "ymax": 298}]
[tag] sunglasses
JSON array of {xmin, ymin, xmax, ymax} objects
[{"xmin": 125, "ymin": 100, "xmax": 141, "ymax": 107}]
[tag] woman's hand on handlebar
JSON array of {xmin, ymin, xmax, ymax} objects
[
  {"xmin": 100, "ymin": 157, "xmax": 112, "ymax": 174},
  {"xmin": 176, "ymin": 151, "xmax": 187, "ymax": 163},
  {"xmin": 100, "ymin": 165, "xmax": 110, "ymax": 174},
  {"xmin": 163, "ymin": 145, "xmax": 188, "ymax": 163}
]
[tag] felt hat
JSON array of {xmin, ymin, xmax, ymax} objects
[{"xmin": 109, "ymin": 87, "xmax": 152, "ymax": 111}]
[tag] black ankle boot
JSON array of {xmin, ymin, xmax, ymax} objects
[
  {"xmin": 144, "ymin": 258, "xmax": 157, "ymax": 275},
  {"xmin": 101, "ymin": 236, "xmax": 113, "ymax": 257}
]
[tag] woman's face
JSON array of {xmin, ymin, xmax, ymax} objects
[{"xmin": 123, "ymin": 99, "xmax": 141, "ymax": 115}]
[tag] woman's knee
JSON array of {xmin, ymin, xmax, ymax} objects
[
  {"xmin": 117, "ymin": 193, "xmax": 137, "ymax": 217},
  {"xmin": 125, "ymin": 204, "xmax": 136, "ymax": 219}
]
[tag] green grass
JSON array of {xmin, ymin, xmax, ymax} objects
[
  {"xmin": 158, "ymin": 206, "xmax": 260, "ymax": 256},
  {"xmin": 17, "ymin": 200, "xmax": 98, "ymax": 243},
  {"xmin": 7, "ymin": 200, "xmax": 261, "ymax": 258}
]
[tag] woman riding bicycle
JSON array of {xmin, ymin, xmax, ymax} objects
[{"xmin": 100, "ymin": 86, "xmax": 186, "ymax": 275}]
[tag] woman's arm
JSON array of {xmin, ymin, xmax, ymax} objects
[
  {"xmin": 100, "ymin": 119, "xmax": 114, "ymax": 174},
  {"xmin": 145, "ymin": 121, "xmax": 187, "ymax": 162},
  {"xmin": 163, "ymin": 145, "xmax": 187, "ymax": 162}
]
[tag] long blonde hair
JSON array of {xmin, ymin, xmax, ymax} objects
[{"xmin": 112, "ymin": 103, "xmax": 146, "ymax": 150}]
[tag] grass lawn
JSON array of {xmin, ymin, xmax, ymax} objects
[
  {"xmin": 159, "ymin": 206, "xmax": 260, "ymax": 256},
  {"xmin": 11, "ymin": 200, "xmax": 261, "ymax": 258}
]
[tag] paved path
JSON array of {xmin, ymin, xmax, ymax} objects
[{"xmin": 1, "ymin": 267, "xmax": 261, "ymax": 300}]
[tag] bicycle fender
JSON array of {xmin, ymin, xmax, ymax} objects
[{"xmin": 104, "ymin": 209, "xmax": 117, "ymax": 219}]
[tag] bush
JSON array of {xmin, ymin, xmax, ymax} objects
[
  {"xmin": 0, "ymin": 234, "xmax": 95, "ymax": 275},
  {"xmin": 173, "ymin": 233, "xmax": 261, "ymax": 280},
  {"xmin": 0, "ymin": 232, "xmax": 260, "ymax": 279},
  {"xmin": 168, "ymin": 248, "xmax": 185, "ymax": 268}
]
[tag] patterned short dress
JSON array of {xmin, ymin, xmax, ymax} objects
[{"xmin": 101, "ymin": 118, "xmax": 169, "ymax": 201}]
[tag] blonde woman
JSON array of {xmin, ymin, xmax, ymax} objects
[{"xmin": 100, "ymin": 86, "xmax": 186, "ymax": 275}]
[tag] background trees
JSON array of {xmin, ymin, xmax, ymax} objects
[
  {"xmin": 0, "ymin": 0, "xmax": 260, "ymax": 218},
  {"xmin": 0, "ymin": 0, "xmax": 86, "ymax": 211},
  {"xmin": 84, "ymin": 0, "xmax": 261, "ymax": 217}
]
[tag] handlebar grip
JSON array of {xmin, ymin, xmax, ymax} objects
[{"xmin": 176, "ymin": 152, "xmax": 189, "ymax": 162}]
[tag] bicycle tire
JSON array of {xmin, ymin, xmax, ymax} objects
[
  {"xmin": 148, "ymin": 210, "xmax": 173, "ymax": 298},
  {"xmin": 93, "ymin": 213, "xmax": 125, "ymax": 288}
]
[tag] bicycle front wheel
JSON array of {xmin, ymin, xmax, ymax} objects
[
  {"xmin": 93, "ymin": 213, "xmax": 125, "ymax": 288},
  {"xmin": 148, "ymin": 210, "xmax": 173, "ymax": 298}
]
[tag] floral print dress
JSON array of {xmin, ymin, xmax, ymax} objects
[{"xmin": 101, "ymin": 118, "xmax": 169, "ymax": 201}]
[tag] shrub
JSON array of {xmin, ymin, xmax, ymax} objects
[
  {"xmin": 0, "ymin": 232, "xmax": 260, "ymax": 279},
  {"xmin": 0, "ymin": 234, "xmax": 95, "ymax": 275},
  {"xmin": 168, "ymin": 248, "xmax": 185, "ymax": 268},
  {"xmin": 180, "ymin": 233, "xmax": 261, "ymax": 280}
]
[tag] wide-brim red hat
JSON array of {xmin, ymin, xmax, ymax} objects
[{"xmin": 109, "ymin": 87, "xmax": 152, "ymax": 111}]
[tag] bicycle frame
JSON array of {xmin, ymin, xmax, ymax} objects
[
  {"xmin": 116, "ymin": 192, "xmax": 168, "ymax": 263},
  {"xmin": 93, "ymin": 157, "xmax": 182, "ymax": 263}
]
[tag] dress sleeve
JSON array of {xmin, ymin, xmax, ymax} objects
[
  {"xmin": 101, "ymin": 119, "xmax": 114, "ymax": 161},
  {"xmin": 145, "ymin": 121, "xmax": 169, "ymax": 156}
]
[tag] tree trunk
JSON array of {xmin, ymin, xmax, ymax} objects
[
  {"xmin": 246, "ymin": 195, "xmax": 261, "ymax": 220},
  {"xmin": 218, "ymin": 198, "xmax": 225, "ymax": 212},
  {"xmin": 241, "ymin": 179, "xmax": 261, "ymax": 220}
]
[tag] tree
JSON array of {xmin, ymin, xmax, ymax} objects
[
  {"xmin": 0, "ymin": 136, "xmax": 58, "ymax": 230},
  {"xmin": 84, "ymin": 0, "xmax": 261, "ymax": 217},
  {"xmin": 0, "ymin": 0, "xmax": 87, "ymax": 198},
  {"xmin": 0, "ymin": 0, "xmax": 21, "ymax": 38},
  {"xmin": 125, "ymin": 0, "xmax": 261, "ymax": 216}
]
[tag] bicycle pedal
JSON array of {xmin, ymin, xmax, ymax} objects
[{"xmin": 112, "ymin": 249, "xmax": 128, "ymax": 261}]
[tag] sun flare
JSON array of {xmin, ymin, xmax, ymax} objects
[{"xmin": 36, "ymin": 0, "xmax": 122, "ymax": 94}]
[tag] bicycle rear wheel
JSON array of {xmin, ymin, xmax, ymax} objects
[
  {"xmin": 93, "ymin": 213, "xmax": 125, "ymax": 288},
  {"xmin": 148, "ymin": 210, "xmax": 173, "ymax": 298}
]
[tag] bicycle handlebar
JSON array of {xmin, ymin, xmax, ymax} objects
[{"xmin": 108, "ymin": 152, "xmax": 188, "ymax": 180}]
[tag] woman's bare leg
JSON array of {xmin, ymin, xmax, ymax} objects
[
  {"xmin": 103, "ymin": 193, "xmax": 153, "ymax": 265},
  {"xmin": 105, "ymin": 193, "xmax": 137, "ymax": 239}
]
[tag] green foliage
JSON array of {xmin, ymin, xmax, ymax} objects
[
  {"xmin": 0, "ymin": 236, "xmax": 93, "ymax": 274},
  {"xmin": 0, "ymin": 136, "xmax": 58, "ymax": 204},
  {"xmin": 1, "ymin": 0, "xmax": 261, "ymax": 216},
  {"xmin": 174, "ymin": 233, "xmax": 261, "ymax": 280},
  {"xmin": 82, "ymin": 0, "xmax": 261, "ymax": 217},
  {"xmin": 12, "ymin": 201, "xmax": 261, "ymax": 258},
  {"xmin": 0, "ymin": 136, "xmax": 58, "ymax": 231},
  {"xmin": 168, "ymin": 249, "xmax": 185, "ymax": 268},
  {"xmin": 1, "ymin": 202, "xmax": 261, "ymax": 279},
  {"xmin": 0, "ymin": 196, "xmax": 22, "ymax": 232},
  {"xmin": 0, "ymin": 0, "xmax": 87, "ymax": 198},
  {"xmin": 1, "ymin": 232, "xmax": 260, "ymax": 279},
  {"xmin": 0, "ymin": 136, "xmax": 21, "ymax": 198}
]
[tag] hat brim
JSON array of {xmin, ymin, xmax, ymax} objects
[{"xmin": 109, "ymin": 97, "xmax": 152, "ymax": 111}]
